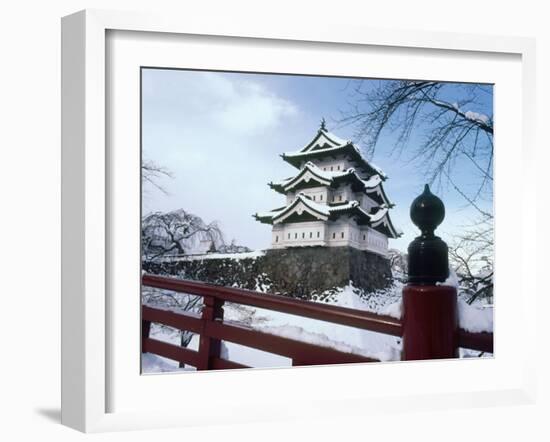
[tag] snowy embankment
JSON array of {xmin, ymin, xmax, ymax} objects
[
  {"xmin": 437, "ymin": 269, "xmax": 493, "ymax": 334},
  {"xmin": 162, "ymin": 250, "xmax": 266, "ymax": 262},
  {"xmin": 142, "ymin": 269, "xmax": 493, "ymax": 373}
]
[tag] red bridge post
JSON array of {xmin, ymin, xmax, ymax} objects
[
  {"xmin": 141, "ymin": 319, "xmax": 151, "ymax": 353},
  {"xmin": 402, "ymin": 185, "xmax": 458, "ymax": 360},
  {"xmin": 197, "ymin": 296, "xmax": 224, "ymax": 370}
]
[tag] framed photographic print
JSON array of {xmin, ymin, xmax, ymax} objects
[{"xmin": 61, "ymin": 9, "xmax": 537, "ymax": 433}]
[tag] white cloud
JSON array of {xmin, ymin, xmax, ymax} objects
[
  {"xmin": 215, "ymin": 80, "xmax": 299, "ymax": 133},
  {"xmin": 142, "ymin": 70, "xmax": 299, "ymax": 134},
  {"xmin": 142, "ymin": 69, "xmax": 306, "ymax": 249}
]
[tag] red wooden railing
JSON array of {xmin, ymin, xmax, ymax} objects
[{"xmin": 141, "ymin": 273, "xmax": 493, "ymax": 370}]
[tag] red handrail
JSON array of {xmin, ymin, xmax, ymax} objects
[
  {"xmin": 142, "ymin": 273, "xmax": 402, "ymax": 337},
  {"xmin": 458, "ymin": 329, "xmax": 493, "ymax": 353},
  {"xmin": 141, "ymin": 273, "xmax": 493, "ymax": 370}
]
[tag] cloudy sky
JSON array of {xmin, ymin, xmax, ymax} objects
[{"xmin": 142, "ymin": 68, "xmax": 493, "ymax": 252}]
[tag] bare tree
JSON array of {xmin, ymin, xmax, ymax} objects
[
  {"xmin": 141, "ymin": 208, "xmax": 225, "ymax": 362},
  {"xmin": 142, "ymin": 209, "xmax": 224, "ymax": 260},
  {"xmin": 448, "ymin": 216, "xmax": 494, "ymax": 304},
  {"xmin": 387, "ymin": 248, "xmax": 408, "ymax": 282},
  {"xmin": 142, "ymin": 159, "xmax": 173, "ymax": 194},
  {"xmin": 340, "ymin": 80, "xmax": 493, "ymax": 209},
  {"xmin": 342, "ymin": 80, "xmax": 494, "ymax": 302}
]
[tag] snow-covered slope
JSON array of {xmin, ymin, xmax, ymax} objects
[{"xmin": 142, "ymin": 274, "xmax": 493, "ymax": 373}]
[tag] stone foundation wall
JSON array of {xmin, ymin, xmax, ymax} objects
[{"xmin": 143, "ymin": 246, "xmax": 392, "ymax": 301}]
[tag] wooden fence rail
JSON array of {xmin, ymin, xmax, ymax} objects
[{"xmin": 141, "ymin": 273, "xmax": 493, "ymax": 371}]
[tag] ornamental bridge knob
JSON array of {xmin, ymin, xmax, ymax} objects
[{"xmin": 407, "ymin": 184, "xmax": 449, "ymax": 284}]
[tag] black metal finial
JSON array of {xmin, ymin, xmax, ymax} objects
[
  {"xmin": 320, "ymin": 118, "xmax": 327, "ymax": 131},
  {"xmin": 410, "ymin": 184, "xmax": 445, "ymax": 237},
  {"xmin": 407, "ymin": 184, "xmax": 449, "ymax": 284}
]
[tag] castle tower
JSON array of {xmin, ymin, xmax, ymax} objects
[{"xmin": 254, "ymin": 120, "xmax": 402, "ymax": 255}]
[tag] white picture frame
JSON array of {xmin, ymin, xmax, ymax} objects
[{"xmin": 61, "ymin": 9, "xmax": 538, "ymax": 433}]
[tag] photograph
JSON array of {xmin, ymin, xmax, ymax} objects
[
  {"xmin": 140, "ymin": 68, "xmax": 494, "ymax": 373},
  {"xmin": 0, "ymin": 0, "xmax": 543, "ymax": 438}
]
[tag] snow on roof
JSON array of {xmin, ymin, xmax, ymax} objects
[
  {"xmin": 273, "ymin": 162, "xmax": 354, "ymax": 188},
  {"xmin": 362, "ymin": 174, "xmax": 383, "ymax": 189},
  {"xmin": 283, "ymin": 130, "xmax": 388, "ymax": 180},
  {"xmin": 327, "ymin": 200, "xmax": 361, "ymax": 213},
  {"xmin": 272, "ymin": 162, "xmax": 387, "ymax": 198},
  {"xmin": 257, "ymin": 195, "xmax": 401, "ymax": 237},
  {"xmin": 296, "ymin": 128, "xmax": 349, "ymax": 153},
  {"xmin": 284, "ymin": 143, "xmax": 348, "ymax": 158},
  {"xmin": 281, "ymin": 162, "xmax": 333, "ymax": 190},
  {"xmin": 319, "ymin": 129, "xmax": 349, "ymax": 147},
  {"xmin": 290, "ymin": 193, "xmax": 331, "ymax": 216},
  {"xmin": 369, "ymin": 206, "xmax": 403, "ymax": 238},
  {"xmin": 256, "ymin": 193, "xmax": 331, "ymax": 223},
  {"xmin": 349, "ymin": 142, "xmax": 387, "ymax": 179},
  {"xmin": 369, "ymin": 206, "xmax": 389, "ymax": 223},
  {"xmin": 255, "ymin": 206, "xmax": 286, "ymax": 220},
  {"xmin": 307, "ymin": 162, "xmax": 352, "ymax": 180},
  {"xmin": 361, "ymin": 158, "xmax": 386, "ymax": 179},
  {"xmin": 270, "ymin": 176, "xmax": 294, "ymax": 188}
]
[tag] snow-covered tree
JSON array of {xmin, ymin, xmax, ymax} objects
[
  {"xmin": 217, "ymin": 239, "xmax": 252, "ymax": 254},
  {"xmin": 141, "ymin": 207, "xmax": 225, "ymax": 360},
  {"xmin": 449, "ymin": 217, "xmax": 493, "ymax": 304},
  {"xmin": 142, "ymin": 209, "xmax": 224, "ymax": 260},
  {"xmin": 388, "ymin": 248, "xmax": 408, "ymax": 282}
]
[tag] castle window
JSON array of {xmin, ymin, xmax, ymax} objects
[
  {"xmin": 341, "ymin": 232, "xmax": 345, "ymax": 239},
  {"xmin": 339, "ymin": 195, "xmax": 342, "ymax": 201},
  {"xmin": 275, "ymin": 236, "xmax": 279, "ymax": 243},
  {"xmin": 302, "ymin": 232, "xmax": 305, "ymax": 239},
  {"xmin": 295, "ymin": 233, "xmax": 298, "ymax": 239},
  {"xmin": 312, "ymin": 195, "xmax": 316, "ymax": 201},
  {"xmin": 288, "ymin": 233, "xmax": 291, "ymax": 239},
  {"xmin": 320, "ymin": 195, "xmax": 323, "ymax": 201},
  {"xmin": 309, "ymin": 232, "xmax": 312, "ymax": 238},
  {"xmin": 332, "ymin": 232, "xmax": 336, "ymax": 239},
  {"xmin": 337, "ymin": 165, "xmax": 340, "ymax": 170},
  {"xmin": 363, "ymin": 234, "xmax": 366, "ymax": 240},
  {"xmin": 324, "ymin": 167, "xmax": 327, "ymax": 171},
  {"xmin": 330, "ymin": 166, "xmax": 333, "ymax": 171},
  {"xmin": 317, "ymin": 231, "xmax": 320, "ymax": 238}
]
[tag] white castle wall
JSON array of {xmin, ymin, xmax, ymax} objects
[
  {"xmin": 271, "ymin": 217, "xmax": 388, "ymax": 256},
  {"xmin": 365, "ymin": 227, "xmax": 388, "ymax": 255},
  {"xmin": 286, "ymin": 186, "xmax": 328, "ymax": 204},
  {"xmin": 330, "ymin": 184, "xmax": 353, "ymax": 203},
  {"xmin": 271, "ymin": 221, "xmax": 327, "ymax": 248},
  {"xmin": 301, "ymin": 155, "xmax": 351, "ymax": 173}
]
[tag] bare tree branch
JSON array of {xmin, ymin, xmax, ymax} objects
[
  {"xmin": 339, "ymin": 80, "xmax": 493, "ymax": 206},
  {"xmin": 142, "ymin": 159, "xmax": 173, "ymax": 195}
]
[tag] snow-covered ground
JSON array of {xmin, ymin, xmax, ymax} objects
[
  {"xmin": 159, "ymin": 250, "xmax": 266, "ymax": 262},
  {"xmin": 142, "ymin": 277, "xmax": 493, "ymax": 374}
]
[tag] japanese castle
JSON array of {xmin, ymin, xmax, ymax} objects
[{"xmin": 254, "ymin": 121, "xmax": 401, "ymax": 255}]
